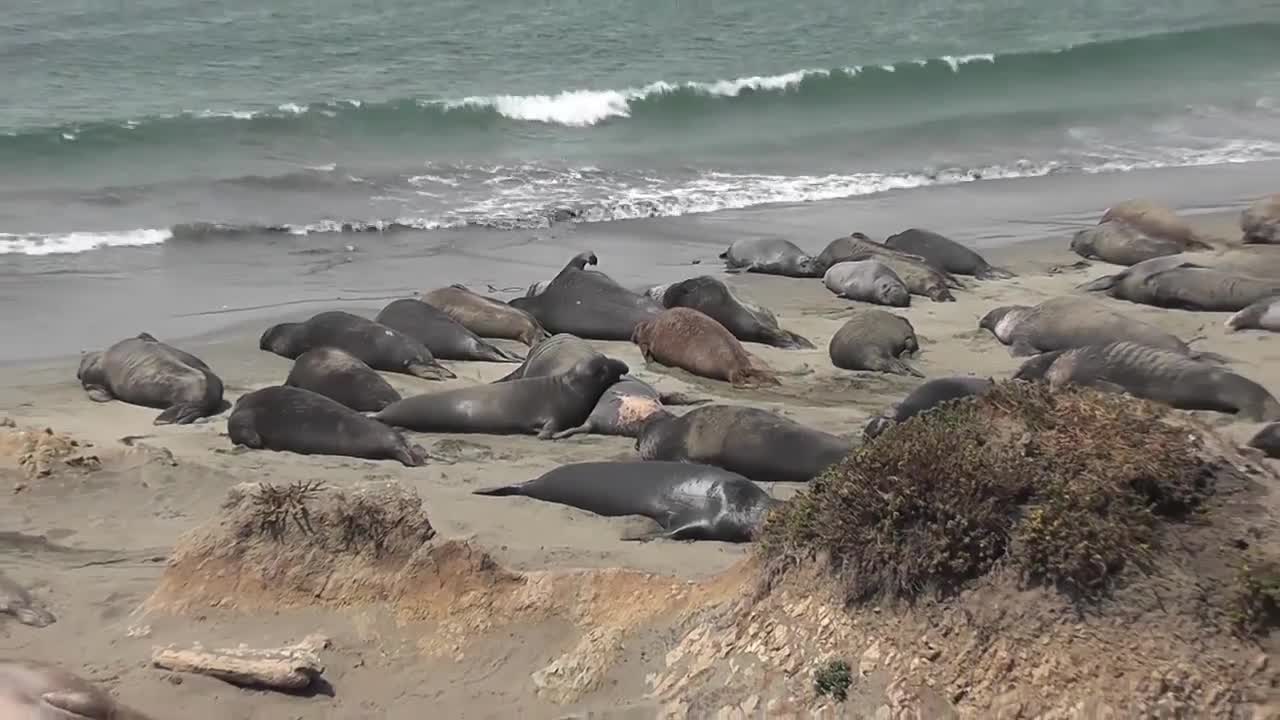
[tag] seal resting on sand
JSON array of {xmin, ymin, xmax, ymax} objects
[
  {"xmin": 260, "ymin": 310, "xmax": 455, "ymax": 380},
  {"xmin": 0, "ymin": 659, "xmax": 155, "ymax": 720},
  {"xmin": 884, "ymin": 228, "xmax": 1014, "ymax": 279},
  {"xmin": 1071, "ymin": 221, "xmax": 1195, "ymax": 266},
  {"xmin": 863, "ymin": 376, "xmax": 994, "ymax": 439},
  {"xmin": 816, "ymin": 233, "xmax": 959, "ymax": 301},
  {"xmin": 823, "ymin": 260, "xmax": 910, "ymax": 307},
  {"xmin": 1226, "ymin": 296, "xmax": 1280, "ymax": 333},
  {"xmin": 508, "ymin": 252, "xmax": 661, "ymax": 340},
  {"xmin": 636, "ymin": 405, "xmax": 849, "ymax": 483},
  {"xmin": 1248, "ymin": 423, "xmax": 1280, "ymax": 458},
  {"xmin": 374, "ymin": 298, "xmax": 523, "ymax": 362},
  {"xmin": 1101, "ymin": 200, "xmax": 1208, "ymax": 248},
  {"xmin": 829, "ymin": 309, "xmax": 922, "ymax": 377},
  {"xmin": 284, "ymin": 347, "xmax": 401, "ymax": 412},
  {"xmin": 474, "ymin": 461, "xmax": 778, "ymax": 542},
  {"xmin": 420, "ymin": 284, "xmax": 548, "ymax": 346},
  {"xmin": 0, "ymin": 571, "xmax": 54, "ymax": 627},
  {"xmin": 494, "ymin": 333, "xmax": 603, "ymax": 382},
  {"xmin": 551, "ymin": 378, "xmax": 675, "ymax": 439},
  {"xmin": 632, "ymin": 308, "xmax": 779, "ymax": 387},
  {"xmin": 656, "ymin": 276, "xmax": 813, "ymax": 349},
  {"xmin": 720, "ymin": 237, "xmax": 817, "ymax": 277},
  {"xmin": 1080, "ymin": 259, "xmax": 1280, "ymax": 312},
  {"xmin": 228, "ymin": 385, "xmax": 427, "ymax": 466},
  {"xmin": 979, "ymin": 296, "xmax": 1213, "ymax": 358},
  {"xmin": 374, "ymin": 355, "xmax": 629, "ymax": 438},
  {"xmin": 1014, "ymin": 341, "xmax": 1280, "ymax": 421},
  {"xmin": 1242, "ymin": 194, "xmax": 1280, "ymax": 244},
  {"xmin": 77, "ymin": 333, "xmax": 226, "ymax": 424}
]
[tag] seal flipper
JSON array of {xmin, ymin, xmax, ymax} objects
[
  {"xmin": 84, "ymin": 385, "xmax": 114, "ymax": 402},
  {"xmin": 551, "ymin": 422, "xmax": 592, "ymax": 440},
  {"xmin": 1078, "ymin": 274, "xmax": 1120, "ymax": 292},
  {"xmin": 154, "ymin": 403, "xmax": 206, "ymax": 425},
  {"xmin": 536, "ymin": 420, "xmax": 559, "ymax": 440},
  {"xmin": 13, "ymin": 604, "xmax": 56, "ymax": 627},
  {"xmin": 887, "ymin": 359, "xmax": 925, "ymax": 378},
  {"xmin": 621, "ymin": 523, "xmax": 714, "ymax": 543},
  {"xmin": 773, "ymin": 329, "xmax": 816, "ymax": 350},
  {"xmin": 657, "ymin": 391, "xmax": 710, "ymax": 406},
  {"xmin": 975, "ymin": 266, "xmax": 1016, "ymax": 280},
  {"xmin": 40, "ymin": 690, "xmax": 103, "ymax": 718},
  {"xmin": 407, "ymin": 361, "xmax": 456, "ymax": 381},
  {"xmin": 1008, "ymin": 340, "xmax": 1040, "ymax": 358},
  {"xmin": 473, "ymin": 484, "xmax": 525, "ymax": 497}
]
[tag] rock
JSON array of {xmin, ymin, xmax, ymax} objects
[
  {"xmin": 741, "ymin": 695, "xmax": 759, "ymax": 714},
  {"xmin": 875, "ymin": 706, "xmax": 892, "ymax": 720},
  {"xmin": 530, "ymin": 626, "xmax": 626, "ymax": 703},
  {"xmin": 860, "ymin": 641, "xmax": 883, "ymax": 676}
]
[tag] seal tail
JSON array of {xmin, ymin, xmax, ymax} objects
[
  {"xmin": 886, "ymin": 360, "xmax": 925, "ymax": 378},
  {"xmin": 773, "ymin": 329, "xmax": 816, "ymax": 350},
  {"xmin": 976, "ymin": 266, "xmax": 1016, "ymax": 280},
  {"xmin": 929, "ymin": 288, "xmax": 957, "ymax": 302},
  {"xmin": 473, "ymin": 484, "xmax": 525, "ymax": 497},
  {"xmin": 718, "ymin": 248, "xmax": 729, "ymax": 259},
  {"xmin": 154, "ymin": 403, "xmax": 207, "ymax": 425},
  {"xmin": 492, "ymin": 365, "xmax": 526, "ymax": 383},
  {"xmin": 1077, "ymin": 273, "xmax": 1120, "ymax": 292},
  {"xmin": 658, "ymin": 391, "xmax": 711, "ymax": 406},
  {"xmin": 729, "ymin": 368, "xmax": 782, "ymax": 388}
]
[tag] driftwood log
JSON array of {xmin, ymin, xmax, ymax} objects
[{"xmin": 151, "ymin": 633, "xmax": 328, "ymax": 690}]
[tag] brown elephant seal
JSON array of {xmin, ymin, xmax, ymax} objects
[
  {"xmin": 1101, "ymin": 200, "xmax": 1209, "ymax": 248},
  {"xmin": 474, "ymin": 461, "xmax": 779, "ymax": 542},
  {"xmin": 884, "ymin": 228, "xmax": 1014, "ymax": 279},
  {"xmin": 1080, "ymin": 259, "xmax": 1280, "ymax": 312},
  {"xmin": 1248, "ymin": 423, "xmax": 1280, "ymax": 458},
  {"xmin": 374, "ymin": 298, "xmax": 522, "ymax": 362},
  {"xmin": 816, "ymin": 233, "xmax": 959, "ymax": 301},
  {"xmin": 1242, "ymin": 194, "xmax": 1280, "ymax": 244},
  {"xmin": 863, "ymin": 376, "xmax": 994, "ymax": 439},
  {"xmin": 77, "ymin": 333, "xmax": 226, "ymax": 424},
  {"xmin": 720, "ymin": 237, "xmax": 817, "ymax": 277},
  {"xmin": 374, "ymin": 355, "xmax": 629, "ymax": 438},
  {"xmin": 823, "ymin": 260, "xmax": 910, "ymax": 306},
  {"xmin": 260, "ymin": 310, "xmax": 454, "ymax": 380},
  {"xmin": 979, "ymin": 296, "xmax": 1214, "ymax": 359},
  {"xmin": 632, "ymin": 308, "xmax": 779, "ymax": 387},
  {"xmin": 656, "ymin": 276, "xmax": 813, "ymax": 349},
  {"xmin": 1070, "ymin": 221, "xmax": 1192, "ymax": 266},
  {"xmin": 229, "ymin": 385, "xmax": 427, "ymax": 466},
  {"xmin": 1226, "ymin": 296, "xmax": 1280, "ymax": 333},
  {"xmin": 508, "ymin": 252, "xmax": 661, "ymax": 341},
  {"xmin": 829, "ymin": 310, "xmax": 922, "ymax": 377},
  {"xmin": 636, "ymin": 405, "xmax": 850, "ymax": 483},
  {"xmin": 420, "ymin": 284, "xmax": 549, "ymax": 346},
  {"xmin": 284, "ymin": 347, "xmax": 401, "ymax": 412},
  {"xmin": 0, "ymin": 572, "xmax": 54, "ymax": 627},
  {"xmin": 0, "ymin": 660, "xmax": 155, "ymax": 720},
  {"xmin": 1014, "ymin": 341, "xmax": 1280, "ymax": 421}
]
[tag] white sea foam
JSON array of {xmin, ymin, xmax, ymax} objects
[
  {"xmin": 940, "ymin": 54, "xmax": 996, "ymax": 71},
  {"xmin": 0, "ymin": 228, "xmax": 171, "ymax": 256}
]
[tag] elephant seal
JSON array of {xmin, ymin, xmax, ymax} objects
[
  {"xmin": 636, "ymin": 405, "xmax": 850, "ymax": 483},
  {"xmin": 823, "ymin": 260, "xmax": 910, "ymax": 307},
  {"xmin": 284, "ymin": 347, "xmax": 401, "ymax": 412},
  {"xmin": 632, "ymin": 308, "xmax": 779, "ymax": 387},
  {"xmin": 864, "ymin": 376, "xmax": 994, "ymax": 439},
  {"xmin": 1248, "ymin": 423, "xmax": 1280, "ymax": 458},
  {"xmin": 720, "ymin": 237, "xmax": 817, "ymax": 277},
  {"xmin": 1071, "ymin": 221, "xmax": 1191, "ymax": 266},
  {"xmin": 1101, "ymin": 200, "xmax": 1209, "ymax": 248},
  {"xmin": 829, "ymin": 310, "xmax": 922, "ymax": 377},
  {"xmin": 375, "ymin": 298, "xmax": 522, "ymax": 362},
  {"xmin": 374, "ymin": 355, "xmax": 629, "ymax": 438},
  {"xmin": 552, "ymin": 378, "xmax": 674, "ymax": 439},
  {"xmin": 420, "ymin": 284, "xmax": 549, "ymax": 346},
  {"xmin": 1014, "ymin": 341, "xmax": 1280, "ymax": 421},
  {"xmin": 525, "ymin": 251, "xmax": 622, "ymax": 297},
  {"xmin": 0, "ymin": 660, "xmax": 155, "ymax": 720},
  {"xmin": 658, "ymin": 276, "xmax": 813, "ymax": 349},
  {"xmin": 494, "ymin": 333, "xmax": 602, "ymax": 382},
  {"xmin": 508, "ymin": 252, "xmax": 661, "ymax": 340},
  {"xmin": 1243, "ymin": 194, "xmax": 1280, "ymax": 244},
  {"xmin": 474, "ymin": 461, "xmax": 778, "ymax": 542},
  {"xmin": 77, "ymin": 333, "xmax": 226, "ymax": 425},
  {"xmin": 229, "ymin": 385, "xmax": 427, "ymax": 466},
  {"xmin": 1226, "ymin": 296, "xmax": 1280, "ymax": 333},
  {"xmin": 0, "ymin": 571, "xmax": 54, "ymax": 627},
  {"xmin": 978, "ymin": 296, "xmax": 1211, "ymax": 358},
  {"xmin": 1080, "ymin": 260, "xmax": 1280, "ymax": 312},
  {"xmin": 884, "ymin": 228, "xmax": 1014, "ymax": 279},
  {"xmin": 260, "ymin": 310, "xmax": 455, "ymax": 380},
  {"xmin": 816, "ymin": 234, "xmax": 959, "ymax": 300}
]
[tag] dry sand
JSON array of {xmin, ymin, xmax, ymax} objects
[{"xmin": 2, "ymin": 207, "xmax": 1278, "ymax": 718}]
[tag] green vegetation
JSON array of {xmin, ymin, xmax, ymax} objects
[{"xmin": 813, "ymin": 659, "xmax": 853, "ymax": 702}]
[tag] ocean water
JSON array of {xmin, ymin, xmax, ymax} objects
[{"xmin": 2, "ymin": 0, "xmax": 1279, "ymax": 255}]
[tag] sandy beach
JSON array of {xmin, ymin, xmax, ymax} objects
[{"xmin": 2, "ymin": 175, "xmax": 1279, "ymax": 717}]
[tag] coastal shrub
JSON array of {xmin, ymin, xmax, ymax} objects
[
  {"xmin": 813, "ymin": 659, "xmax": 853, "ymax": 702},
  {"xmin": 1232, "ymin": 557, "xmax": 1280, "ymax": 636},
  {"xmin": 759, "ymin": 381, "xmax": 1212, "ymax": 602}
]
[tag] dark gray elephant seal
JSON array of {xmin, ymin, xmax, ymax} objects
[
  {"xmin": 420, "ymin": 284, "xmax": 549, "ymax": 346},
  {"xmin": 228, "ymin": 385, "xmax": 427, "ymax": 466},
  {"xmin": 474, "ymin": 461, "xmax": 779, "ymax": 542},
  {"xmin": 375, "ymin": 298, "xmax": 522, "ymax": 362},
  {"xmin": 823, "ymin": 260, "xmax": 910, "ymax": 307},
  {"xmin": 1227, "ymin": 296, "xmax": 1280, "ymax": 333},
  {"xmin": 1248, "ymin": 423, "xmax": 1280, "ymax": 458},
  {"xmin": 0, "ymin": 571, "xmax": 55, "ymax": 628},
  {"xmin": 552, "ymin": 378, "xmax": 673, "ymax": 439},
  {"xmin": 829, "ymin": 310, "xmax": 922, "ymax": 377},
  {"xmin": 525, "ymin": 251, "xmax": 621, "ymax": 297},
  {"xmin": 284, "ymin": 347, "xmax": 401, "ymax": 412},
  {"xmin": 864, "ymin": 376, "xmax": 994, "ymax": 439},
  {"xmin": 77, "ymin": 333, "xmax": 226, "ymax": 425},
  {"xmin": 884, "ymin": 228, "xmax": 1014, "ymax": 279},
  {"xmin": 1071, "ymin": 221, "xmax": 1192, "ymax": 266},
  {"xmin": 636, "ymin": 405, "xmax": 850, "ymax": 483},
  {"xmin": 720, "ymin": 237, "xmax": 817, "ymax": 277},
  {"xmin": 816, "ymin": 233, "xmax": 960, "ymax": 301},
  {"xmin": 1080, "ymin": 260, "xmax": 1280, "ymax": 312},
  {"xmin": 0, "ymin": 660, "xmax": 155, "ymax": 720},
  {"xmin": 508, "ymin": 252, "xmax": 661, "ymax": 341},
  {"xmin": 260, "ymin": 310, "xmax": 454, "ymax": 380},
  {"xmin": 1242, "ymin": 194, "xmax": 1280, "ymax": 244},
  {"xmin": 494, "ymin": 333, "xmax": 602, "ymax": 382},
  {"xmin": 657, "ymin": 276, "xmax": 813, "ymax": 349},
  {"xmin": 375, "ymin": 355, "xmax": 629, "ymax": 438},
  {"xmin": 1014, "ymin": 341, "xmax": 1280, "ymax": 421},
  {"xmin": 978, "ymin": 296, "xmax": 1210, "ymax": 358}
]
